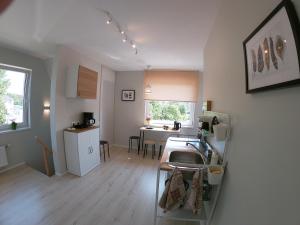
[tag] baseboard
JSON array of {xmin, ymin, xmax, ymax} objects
[
  {"xmin": 112, "ymin": 144, "xmax": 129, "ymax": 149},
  {"xmin": 112, "ymin": 144, "xmax": 139, "ymax": 150},
  {"xmin": 55, "ymin": 171, "xmax": 67, "ymax": 177},
  {"xmin": 0, "ymin": 162, "xmax": 26, "ymax": 174}
]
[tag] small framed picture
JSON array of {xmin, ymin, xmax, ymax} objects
[
  {"xmin": 121, "ymin": 90, "xmax": 135, "ymax": 101},
  {"xmin": 243, "ymin": 0, "xmax": 300, "ymax": 93}
]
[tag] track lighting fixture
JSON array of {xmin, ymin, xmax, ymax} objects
[
  {"xmin": 106, "ymin": 19, "xmax": 111, "ymax": 24},
  {"xmin": 103, "ymin": 10, "xmax": 139, "ymax": 55}
]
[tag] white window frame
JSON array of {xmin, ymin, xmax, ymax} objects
[
  {"xmin": 0, "ymin": 64, "xmax": 31, "ymax": 133},
  {"xmin": 145, "ymin": 100, "xmax": 195, "ymax": 128}
]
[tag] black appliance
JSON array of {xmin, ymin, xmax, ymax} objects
[
  {"xmin": 174, "ymin": 121, "xmax": 181, "ymax": 130},
  {"xmin": 83, "ymin": 112, "xmax": 95, "ymax": 127}
]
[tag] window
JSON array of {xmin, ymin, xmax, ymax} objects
[
  {"xmin": 0, "ymin": 64, "xmax": 31, "ymax": 132},
  {"xmin": 145, "ymin": 100, "xmax": 195, "ymax": 127}
]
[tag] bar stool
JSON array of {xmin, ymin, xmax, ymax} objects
[
  {"xmin": 143, "ymin": 140, "xmax": 156, "ymax": 159},
  {"xmin": 100, "ymin": 140, "xmax": 110, "ymax": 162},
  {"xmin": 158, "ymin": 140, "xmax": 166, "ymax": 160},
  {"xmin": 128, "ymin": 136, "xmax": 140, "ymax": 154}
]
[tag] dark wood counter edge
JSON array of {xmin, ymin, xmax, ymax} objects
[{"xmin": 64, "ymin": 126, "xmax": 99, "ymax": 133}]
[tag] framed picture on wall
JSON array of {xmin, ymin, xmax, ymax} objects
[
  {"xmin": 121, "ymin": 90, "xmax": 135, "ymax": 101},
  {"xmin": 243, "ymin": 0, "xmax": 300, "ymax": 93}
]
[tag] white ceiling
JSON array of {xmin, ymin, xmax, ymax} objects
[{"xmin": 0, "ymin": 0, "xmax": 220, "ymax": 71}]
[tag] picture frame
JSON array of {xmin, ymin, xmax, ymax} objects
[
  {"xmin": 243, "ymin": 0, "xmax": 300, "ymax": 93},
  {"xmin": 121, "ymin": 90, "xmax": 135, "ymax": 101}
]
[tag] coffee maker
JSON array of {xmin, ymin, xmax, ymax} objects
[{"xmin": 83, "ymin": 112, "xmax": 95, "ymax": 127}]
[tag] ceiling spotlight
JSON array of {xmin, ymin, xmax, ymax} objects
[
  {"xmin": 132, "ymin": 44, "xmax": 136, "ymax": 49},
  {"xmin": 120, "ymin": 30, "xmax": 125, "ymax": 34},
  {"xmin": 106, "ymin": 18, "xmax": 112, "ymax": 24},
  {"xmin": 122, "ymin": 38, "xmax": 127, "ymax": 43}
]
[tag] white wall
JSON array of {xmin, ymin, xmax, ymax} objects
[
  {"xmin": 113, "ymin": 71, "xmax": 144, "ymax": 147},
  {"xmin": 113, "ymin": 71, "xmax": 202, "ymax": 148},
  {"xmin": 50, "ymin": 46, "xmax": 102, "ymax": 175},
  {"xmin": 100, "ymin": 66, "xmax": 115, "ymax": 144},
  {"xmin": 203, "ymin": 0, "xmax": 300, "ymax": 224},
  {"xmin": 0, "ymin": 45, "xmax": 51, "ymax": 174}
]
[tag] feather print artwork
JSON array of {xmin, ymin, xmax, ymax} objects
[
  {"xmin": 251, "ymin": 49, "xmax": 257, "ymax": 72},
  {"xmin": 269, "ymin": 37, "xmax": 278, "ymax": 70},
  {"xmin": 276, "ymin": 35, "xmax": 285, "ymax": 61},
  {"xmin": 263, "ymin": 38, "xmax": 270, "ymax": 70},
  {"xmin": 257, "ymin": 45, "xmax": 264, "ymax": 73}
]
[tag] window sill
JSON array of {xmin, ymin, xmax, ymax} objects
[
  {"xmin": 0, "ymin": 127, "xmax": 31, "ymax": 135},
  {"xmin": 145, "ymin": 123, "xmax": 194, "ymax": 129}
]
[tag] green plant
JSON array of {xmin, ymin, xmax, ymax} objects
[
  {"xmin": 149, "ymin": 101, "xmax": 190, "ymax": 121},
  {"xmin": 0, "ymin": 69, "xmax": 10, "ymax": 125},
  {"xmin": 11, "ymin": 121, "xmax": 17, "ymax": 130}
]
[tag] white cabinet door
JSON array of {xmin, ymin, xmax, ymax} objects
[
  {"xmin": 78, "ymin": 131, "xmax": 92, "ymax": 175},
  {"xmin": 89, "ymin": 129, "xmax": 100, "ymax": 166},
  {"xmin": 78, "ymin": 129, "xmax": 100, "ymax": 176}
]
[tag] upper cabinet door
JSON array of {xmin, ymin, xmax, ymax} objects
[{"xmin": 77, "ymin": 65, "xmax": 98, "ymax": 99}]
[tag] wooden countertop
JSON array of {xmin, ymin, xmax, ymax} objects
[{"xmin": 64, "ymin": 126, "xmax": 99, "ymax": 133}]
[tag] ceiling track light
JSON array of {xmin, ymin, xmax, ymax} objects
[{"xmin": 103, "ymin": 10, "xmax": 139, "ymax": 55}]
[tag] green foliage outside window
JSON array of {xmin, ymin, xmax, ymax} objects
[
  {"xmin": 149, "ymin": 101, "xmax": 190, "ymax": 121},
  {"xmin": 0, "ymin": 70, "xmax": 9, "ymax": 125}
]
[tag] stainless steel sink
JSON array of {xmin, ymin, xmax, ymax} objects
[{"xmin": 169, "ymin": 151, "xmax": 205, "ymax": 164}]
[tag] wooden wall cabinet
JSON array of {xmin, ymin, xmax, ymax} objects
[{"xmin": 65, "ymin": 65, "xmax": 98, "ymax": 99}]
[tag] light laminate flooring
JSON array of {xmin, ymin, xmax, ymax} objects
[{"xmin": 0, "ymin": 147, "xmax": 198, "ymax": 225}]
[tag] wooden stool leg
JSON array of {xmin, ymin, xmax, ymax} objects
[
  {"xmin": 152, "ymin": 144, "xmax": 155, "ymax": 159},
  {"xmin": 128, "ymin": 138, "xmax": 131, "ymax": 153},
  {"xmin": 103, "ymin": 144, "xmax": 106, "ymax": 162},
  {"xmin": 137, "ymin": 139, "xmax": 140, "ymax": 155},
  {"xmin": 107, "ymin": 143, "xmax": 110, "ymax": 158},
  {"xmin": 158, "ymin": 145, "xmax": 162, "ymax": 160}
]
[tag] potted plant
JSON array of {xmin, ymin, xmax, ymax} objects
[{"xmin": 11, "ymin": 119, "xmax": 17, "ymax": 130}]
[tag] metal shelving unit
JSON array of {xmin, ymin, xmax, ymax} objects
[{"xmin": 154, "ymin": 111, "xmax": 231, "ymax": 225}]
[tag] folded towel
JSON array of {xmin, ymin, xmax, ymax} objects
[
  {"xmin": 159, "ymin": 167, "xmax": 186, "ymax": 211},
  {"xmin": 184, "ymin": 169, "xmax": 203, "ymax": 214}
]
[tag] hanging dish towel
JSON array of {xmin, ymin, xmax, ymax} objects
[
  {"xmin": 159, "ymin": 167, "xmax": 186, "ymax": 211},
  {"xmin": 0, "ymin": 145, "xmax": 8, "ymax": 167},
  {"xmin": 184, "ymin": 169, "xmax": 203, "ymax": 214}
]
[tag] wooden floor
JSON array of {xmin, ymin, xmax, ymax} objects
[{"xmin": 0, "ymin": 147, "xmax": 198, "ymax": 225}]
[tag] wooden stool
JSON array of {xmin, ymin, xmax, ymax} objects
[
  {"xmin": 128, "ymin": 136, "xmax": 140, "ymax": 154},
  {"xmin": 143, "ymin": 140, "xmax": 156, "ymax": 159},
  {"xmin": 100, "ymin": 140, "xmax": 110, "ymax": 162},
  {"xmin": 158, "ymin": 140, "xmax": 166, "ymax": 160}
]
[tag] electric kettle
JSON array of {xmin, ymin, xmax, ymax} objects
[{"xmin": 174, "ymin": 121, "xmax": 181, "ymax": 130}]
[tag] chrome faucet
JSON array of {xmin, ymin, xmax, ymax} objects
[{"xmin": 186, "ymin": 142, "xmax": 208, "ymax": 164}]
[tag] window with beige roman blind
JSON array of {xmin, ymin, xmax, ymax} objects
[
  {"xmin": 144, "ymin": 70, "xmax": 199, "ymax": 127},
  {"xmin": 144, "ymin": 70, "xmax": 199, "ymax": 102}
]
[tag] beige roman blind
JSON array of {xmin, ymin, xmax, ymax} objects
[{"xmin": 144, "ymin": 70, "xmax": 199, "ymax": 102}]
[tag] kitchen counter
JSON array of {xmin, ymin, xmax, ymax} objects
[
  {"xmin": 160, "ymin": 137, "xmax": 202, "ymax": 171},
  {"xmin": 64, "ymin": 126, "xmax": 99, "ymax": 133}
]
